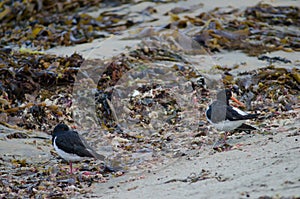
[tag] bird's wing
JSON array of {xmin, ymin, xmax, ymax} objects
[
  {"xmin": 54, "ymin": 132, "xmax": 95, "ymax": 158},
  {"xmin": 226, "ymin": 106, "xmax": 259, "ymax": 121},
  {"xmin": 77, "ymin": 133, "xmax": 106, "ymax": 161}
]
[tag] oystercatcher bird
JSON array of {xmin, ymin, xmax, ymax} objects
[
  {"xmin": 206, "ymin": 89, "xmax": 258, "ymax": 142},
  {"xmin": 52, "ymin": 124, "xmax": 105, "ymax": 174}
]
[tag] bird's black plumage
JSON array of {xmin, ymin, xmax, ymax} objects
[
  {"xmin": 236, "ymin": 123, "xmax": 257, "ymax": 131},
  {"xmin": 51, "ymin": 123, "xmax": 105, "ymax": 174},
  {"xmin": 206, "ymin": 89, "xmax": 259, "ymax": 132},
  {"xmin": 206, "ymin": 101, "xmax": 258, "ymax": 123},
  {"xmin": 51, "ymin": 123, "xmax": 69, "ymax": 145},
  {"xmin": 53, "ymin": 131, "xmax": 94, "ymax": 158},
  {"xmin": 52, "ymin": 124, "xmax": 105, "ymax": 160}
]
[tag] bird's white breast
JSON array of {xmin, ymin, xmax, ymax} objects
[
  {"xmin": 53, "ymin": 137, "xmax": 85, "ymax": 162},
  {"xmin": 209, "ymin": 119, "xmax": 245, "ymax": 132}
]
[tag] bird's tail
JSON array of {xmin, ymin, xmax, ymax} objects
[
  {"xmin": 236, "ymin": 123, "xmax": 257, "ymax": 131},
  {"xmin": 93, "ymin": 153, "xmax": 106, "ymax": 161}
]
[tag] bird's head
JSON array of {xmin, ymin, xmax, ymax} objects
[
  {"xmin": 216, "ymin": 89, "xmax": 232, "ymax": 103},
  {"xmin": 51, "ymin": 124, "xmax": 70, "ymax": 145},
  {"xmin": 52, "ymin": 123, "xmax": 70, "ymax": 135},
  {"xmin": 217, "ymin": 89, "xmax": 245, "ymax": 107}
]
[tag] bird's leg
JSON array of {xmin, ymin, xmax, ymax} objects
[
  {"xmin": 213, "ymin": 132, "xmax": 236, "ymax": 152},
  {"xmin": 69, "ymin": 161, "xmax": 73, "ymax": 174}
]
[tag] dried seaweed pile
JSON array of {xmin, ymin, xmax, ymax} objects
[
  {"xmin": 0, "ymin": 159, "xmax": 110, "ymax": 198},
  {"xmin": 166, "ymin": 3, "xmax": 300, "ymax": 56},
  {"xmin": 0, "ymin": 51, "xmax": 83, "ymax": 130},
  {"xmin": 0, "ymin": 0, "xmax": 136, "ymax": 50},
  {"xmin": 236, "ymin": 66, "xmax": 300, "ymax": 112},
  {"xmin": 94, "ymin": 41, "xmax": 202, "ymax": 128},
  {"xmin": 244, "ymin": 3, "xmax": 300, "ymax": 26}
]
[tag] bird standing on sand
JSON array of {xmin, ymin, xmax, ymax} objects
[
  {"xmin": 52, "ymin": 124, "xmax": 105, "ymax": 174},
  {"xmin": 206, "ymin": 89, "xmax": 259, "ymax": 142}
]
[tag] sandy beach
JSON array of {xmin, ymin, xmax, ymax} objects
[
  {"xmin": 1, "ymin": 0, "xmax": 299, "ymax": 198},
  {"xmin": 92, "ymin": 119, "xmax": 299, "ymax": 199},
  {"xmin": 48, "ymin": 0, "xmax": 300, "ymax": 198}
]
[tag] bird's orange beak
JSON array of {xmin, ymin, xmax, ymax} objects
[{"xmin": 230, "ymin": 96, "xmax": 245, "ymax": 108}]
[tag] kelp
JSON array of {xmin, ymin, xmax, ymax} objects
[
  {"xmin": 192, "ymin": 3, "xmax": 300, "ymax": 56},
  {"xmin": 0, "ymin": 0, "xmax": 137, "ymax": 50},
  {"xmin": 0, "ymin": 157, "xmax": 118, "ymax": 198},
  {"xmin": 244, "ymin": 3, "xmax": 300, "ymax": 26},
  {"xmin": 1, "ymin": 1, "xmax": 299, "ymax": 55},
  {"xmin": 222, "ymin": 66, "xmax": 300, "ymax": 112},
  {"xmin": 0, "ymin": 51, "xmax": 83, "ymax": 102},
  {"xmin": 0, "ymin": 50, "xmax": 83, "ymax": 129}
]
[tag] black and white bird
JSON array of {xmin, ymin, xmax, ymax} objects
[
  {"xmin": 52, "ymin": 124, "xmax": 105, "ymax": 174},
  {"xmin": 206, "ymin": 89, "xmax": 259, "ymax": 141}
]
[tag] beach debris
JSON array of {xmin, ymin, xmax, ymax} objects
[{"xmin": 164, "ymin": 169, "xmax": 228, "ymax": 184}]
